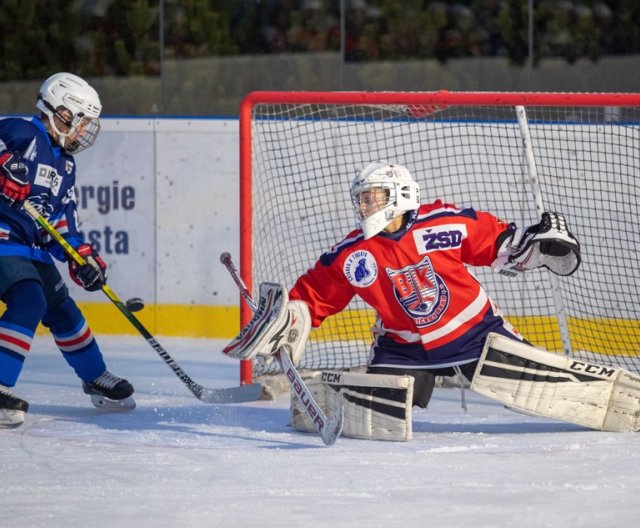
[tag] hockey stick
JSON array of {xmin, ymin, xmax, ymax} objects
[
  {"xmin": 219, "ymin": 252, "xmax": 258, "ymax": 312},
  {"xmin": 220, "ymin": 251, "xmax": 344, "ymax": 446},
  {"xmin": 22, "ymin": 201, "xmax": 263, "ymax": 404}
]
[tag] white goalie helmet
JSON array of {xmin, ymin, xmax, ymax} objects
[
  {"xmin": 350, "ymin": 161, "xmax": 421, "ymax": 239},
  {"xmin": 36, "ymin": 72, "xmax": 102, "ymax": 154}
]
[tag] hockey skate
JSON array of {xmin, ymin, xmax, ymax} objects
[
  {"xmin": 0, "ymin": 385, "xmax": 29, "ymax": 428},
  {"xmin": 82, "ymin": 371, "xmax": 136, "ymax": 410}
]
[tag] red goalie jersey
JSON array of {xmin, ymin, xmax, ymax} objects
[{"xmin": 289, "ymin": 200, "xmax": 523, "ymax": 370}]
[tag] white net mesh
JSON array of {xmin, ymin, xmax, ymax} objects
[{"xmin": 243, "ymin": 94, "xmax": 640, "ymax": 376}]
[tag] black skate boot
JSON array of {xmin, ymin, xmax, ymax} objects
[
  {"xmin": 0, "ymin": 385, "xmax": 29, "ymax": 428},
  {"xmin": 82, "ymin": 371, "xmax": 135, "ymax": 410}
]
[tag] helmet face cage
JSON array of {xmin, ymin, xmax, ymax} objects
[
  {"xmin": 36, "ymin": 73, "xmax": 102, "ymax": 154},
  {"xmin": 59, "ymin": 114, "xmax": 101, "ymax": 155},
  {"xmin": 350, "ymin": 161, "xmax": 420, "ymax": 239},
  {"xmin": 351, "ymin": 182, "xmax": 395, "ymax": 221}
]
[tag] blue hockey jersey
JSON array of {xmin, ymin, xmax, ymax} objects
[{"xmin": 0, "ymin": 116, "xmax": 84, "ymax": 264}]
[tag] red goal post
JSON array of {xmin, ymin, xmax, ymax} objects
[{"xmin": 238, "ymin": 90, "xmax": 640, "ymax": 385}]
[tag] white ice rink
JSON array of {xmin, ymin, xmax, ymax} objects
[{"xmin": 2, "ymin": 335, "xmax": 639, "ymax": 528}]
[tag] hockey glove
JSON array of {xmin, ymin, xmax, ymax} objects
[
  {"xmin": 494, "ymin": 212, "xmax": 580, "ymax": 277},
  {"xmin": 0, "ymin": 151, "xmax": 30, "ymax": 203},
  {"xmin": 223, "ymin": 282, "xmax": 311, "ymax": 364},
  {"xmin": 69, "ymin": 243, "xmax": 108, "ymax": 291}
]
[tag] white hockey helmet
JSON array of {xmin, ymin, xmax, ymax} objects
[
  {"xmin": 350, "ymin": 161, "xmax": 420, "ymax": 239},
  {"xmin": 36, "ymin": 72, "xmax": 102, "ymax": 154}
]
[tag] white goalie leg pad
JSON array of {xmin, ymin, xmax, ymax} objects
[
  {"xmin": 223, "ymin": 283, "xmax": 289, "ymax": 360},
  {"xmin": 291, "ymin": 371, "xmax": 414, "ymax": 441},
  {"xmin": 290, "ymin": 372, "xmax": 327, "ymax": 431},
  {"xmin": 471, "ymin": 333, "xmax": 640, "ymax": 432}
]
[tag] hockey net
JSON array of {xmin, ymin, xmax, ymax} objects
[{"xmin": 238, "ymin": 91, "xmax": 640, "ymax": 385}]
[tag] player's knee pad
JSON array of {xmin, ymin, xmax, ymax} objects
[
  {"xmin": 41, "ymin": 295, "xmax": 83, "ymax": 334},
  {"xmin": 2, "ymin": 280, "xmax": 47, "ymax": 328},
  {"xmin": 290, "ymin": 370, "xmax": 414, "ymax": 441}
]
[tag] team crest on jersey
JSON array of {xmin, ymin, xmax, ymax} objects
[
  {"xmin": 343, "ymin": 250, "xmax": 378, "ymax": 288},
  {"xmin": 386, "ymin": 255, "xmax": 449, "ymax": 327},
  {"xmin": 65, "ymin": 160, "xmax": 74, "ymax": 174}
]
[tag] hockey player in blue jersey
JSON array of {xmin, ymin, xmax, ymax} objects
[{"xmin": 0, "ymin": 72, "xmax": 135, "ymax": 428}]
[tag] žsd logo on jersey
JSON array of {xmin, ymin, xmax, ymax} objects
[
  {"xmin": 413, "ymin": 223, "xmax": 467, "ymax": 254},
  {"xmin": 343, "ymin": 250, "xmax": 378, "ymax": 288},
  {"xmin": 387, "ymin": 255, "xmax": 449, "ymax": 327}
]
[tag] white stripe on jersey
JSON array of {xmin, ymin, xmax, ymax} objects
[
  {"xmin": 372, "ymin": 318, "xmax": 421, "ymax": 344},
  {"xmin": 420, "ymin": 287, "xmax": 489, "ymax": 345},
  {"xmin": 0, "ymin": 220, "xmax": 11, "ymax": 240}
]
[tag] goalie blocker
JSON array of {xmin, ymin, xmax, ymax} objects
[{"xmin": 223, "ymin": 282, "xmax": 311, "ymax": 364}]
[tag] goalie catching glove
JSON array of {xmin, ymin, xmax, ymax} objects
[
  {"xmin": 493, "ymin": 212, "xmax": 580, "ymax": 277},
  {"xmin": 223, "ymin": 282, "xmax": 311, "ymax": 365}
]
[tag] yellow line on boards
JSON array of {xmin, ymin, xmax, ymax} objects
[
  {"xmin": 34, "ymin": 304, "xmax": 639, "ymax": 357},
  {"xmin": 35, "ymin": 304, "xmax": 241, "ymax": 339}
]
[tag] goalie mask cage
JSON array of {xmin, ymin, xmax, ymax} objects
[{"xmin": 238, "ymin": 90, "xmax": 640, "ymax": 384}]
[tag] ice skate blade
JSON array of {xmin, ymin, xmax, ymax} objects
[
  {"xmin": 89, "ymin": 394, "xmax": 136, "ymax": 411},
  {"xmin": 0, "ymin": 409, "xmax": 25, "ymax": 428}
]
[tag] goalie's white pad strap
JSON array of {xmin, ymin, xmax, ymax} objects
[
  {"xmin": 471, "ymin": 333, "xmax": 640, "ymax": 432},
  {"xmin": 223, "ymin": 282, "xmax": 288, "ymax": 360},
  {"xmin": 291, "ymin": 371, "xmax": 414, "ymax": 441}
]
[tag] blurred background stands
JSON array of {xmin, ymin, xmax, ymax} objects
[{"xmin": 0, "ymin": 0, "xmax": 638, "ymax": 116}]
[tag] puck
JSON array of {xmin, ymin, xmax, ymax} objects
[{"xmin": 125, "ymin": 297, "xmax": 145, "ymax": 312}]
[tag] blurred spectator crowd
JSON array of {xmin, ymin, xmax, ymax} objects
[
  {"xmin": 0, "ymin": 0, "xmax": 638, "ymax": 81},
  {"xmin": 236, "ymin": 0, "xmax": 636, "ymax": 64}
]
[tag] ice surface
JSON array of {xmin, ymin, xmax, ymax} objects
[{"xmin": 1, "ymin": 335, "xmax": 639, "ymax": 528}]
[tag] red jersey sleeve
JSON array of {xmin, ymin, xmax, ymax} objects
[
  {"xmin": 460, "ymin": 209, "xmax": 511, "ymax": 267},
  {"xmin": 289, "ymin": 256, "xmax": 356, "ymax": 328}
]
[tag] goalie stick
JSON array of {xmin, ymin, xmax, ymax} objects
[
  {"xmin": 22, "ymin": 201, "xmax": 263, "ymax": 404},
  {"xmin": 220, "ymin": 251, "xmax": 344, "ymax": 446},
  {"xmin": 515, "ymin": 105, "xmax": 573, "ymax": 356}
]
